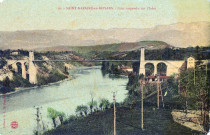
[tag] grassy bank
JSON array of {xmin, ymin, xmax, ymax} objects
[{"xmin": 44, "ymin": 104, "xmax": 200, "ymax": 135}]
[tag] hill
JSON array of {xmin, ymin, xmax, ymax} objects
[{"xmin": 37, "ymin": 41, "xmax": 171, "ymax": 53}]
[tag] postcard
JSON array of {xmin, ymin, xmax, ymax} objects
[{"xmin": 0, "ymin": 0, "xmax": 209, "ymax": 135}]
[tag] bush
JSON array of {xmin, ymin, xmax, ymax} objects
[
  {"xmin": 37, "ymin": 69, "xmax": 67, "ymax": 85},
  {"xmin": 48, "ymin": 70, "xmax": 67, "ymax": 83},
  {"xmin": 10, "ymin": 73, "xmax": 33, "ymax": 88},
  {"xmin": 0, "ymin": 59, "xmax": 7, "ymax": 68},
  {"xmin": 47, "ymin": 107, "xmax": 66, "ymax": 128},
  {"xmin": 99, "ymin": 98, "xmax": 110, "ymax": 110},
  {"xmin": 0, "ymin": 86, "xmax": 15, "ymax": 94},
  {"xmin": 88, "ymin": 100, "xmax": 98, "ymax": 114},
  {"xmin": 75, "ymin": 105, "xmax": 88, "ymax": 116}
]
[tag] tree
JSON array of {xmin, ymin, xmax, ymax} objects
[
  {"xmin": 99, "ymin": 98, "xmax": 110, "ymax": 110},
  {"xmin": 111, "ymin": 64, "xmax": 115, "ymax": 74},
  {"xmin": 132, "ymin": 62, "xmax": 140, "ymax": 74},
  {"xmin": 58, "ymin": 112, "xmax": 66, "ymax": 125},
  {"xmin": 126, "ymin": 73, "xmax": 141, "ymax": 98},
  {"xmin": 47, "ymin": 107, "xmax": 65, "ymax": 127},
  {"xmin": 179, "ymin": 69, "xmax": 193, "ymax": 112},
  {"xmin": 0, "ymin": 58, "xmax": 7, "ymax": 69},
  {"xmin": 180, "ymin": 65, "xmax": 209, "ymax": 132},
  {"xmin": 88, "ymin": 100, "xmax": 98, "ymax": 114},
  {"xmin": 194, "ymin": 65, "xmax": 209, "ymax": 132},
  {"xmin": 101, "ymin": 61, "xmax": 109, "ymax": 71},
  {"xmin": 76, "ymin": 105, "xmax": 88, "ymax": 116},
  {"xmin": 3, "ymin": 76, "xmax": 10, "ymax": 87},
  {"xmin": 47, "ymin": 107, "xmax": 59, "ymax": 128},
  {"xmin": 145, "ymin": 63, "xmax": 154, "ymax": 76}
]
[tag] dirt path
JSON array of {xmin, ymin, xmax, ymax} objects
[{"xmin": 171, "ymin": 109, "xmax": 209, "ymax": 133}]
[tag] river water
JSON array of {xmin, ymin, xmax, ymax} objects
[{"xmin": 0, "ymin": 66, "xmax": 128, "ymax": 135}]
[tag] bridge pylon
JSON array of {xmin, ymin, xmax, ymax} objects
[
  {"xmin": 28, "ymin": 51, "xmax": 37, "ymax": 84},
  {"xmin": 139, "ymin": 48, "xmax": 145, "ymax": 75}
]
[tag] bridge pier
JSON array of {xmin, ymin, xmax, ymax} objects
[
  {"xmin": 12, "ymin": 63, "xmax": 18, "ymax": 72},
  {"xmin": 154, "ymin": 64, "xmax": 157, "ymax": 76},
  {"xmin": 21, "ymin": 62, "xmax": 27, "ymax": 79}
]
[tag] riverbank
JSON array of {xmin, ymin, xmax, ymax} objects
[
  {"xmin": 0, "ymin": 75, "xmax": 73, "ymax": 96},
  {"xmin": 0, "ymin": 65, "xmax": 93, "ymax": 96}
]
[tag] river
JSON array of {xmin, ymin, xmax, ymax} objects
[{"xmin": 0, "ymin": 66, "xmax": 128, "ymax": 135}]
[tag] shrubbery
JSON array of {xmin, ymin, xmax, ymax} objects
[
  {"xmin": 0, "ymin": 86, "xmax": 15, "ymax": 94},
  {"xmin": 37, "ymin": 69, "xmax": 67, "ymax": 86},
  {"xmin": 0, "ymin": 75, "xmax": 31, "ymax": 94},
  {"xmin": 10, "ymin": 73, "xmax": 33, "ymax": 88},
  {"xmin": 47, "ymin": 107, "xmax": 66, "ymax": 128}
]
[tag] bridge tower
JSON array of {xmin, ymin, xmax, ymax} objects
[
  {"xmin": 187, "ymin": 57, "xmax": 195, "ymax": 69},
  {"xmin": 28, "ymin": 51, "xmax": 37, "ymax": 84},
  {"xmin": 29, "ymin": 51, "xmax": 35, "ymax": 61},
  {"xmin": 139, "ymin": 48, "xmax": 145, "ymax": 75}
]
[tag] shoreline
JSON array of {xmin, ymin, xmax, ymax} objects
[
  {"xmin": 0, "ymin": 66, "xmax": 101, "ymax": 96},
  {"xmin": 0, "ymin": 74, "xmax": 73, "ymax": 96},
  {"xmin": 0, "ymin": 66, "xmax": 129, "ymax": 96}
]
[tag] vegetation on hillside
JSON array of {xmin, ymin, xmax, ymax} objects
[
  {"xmin": 42, "ymin": 45, "xmax": 209, "ymax": 134},
  {"xmin": 43, "ymin": 71, "xmax": 202, "ymax": 134}
]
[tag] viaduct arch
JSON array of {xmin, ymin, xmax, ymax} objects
[
  {"xmin": 139, "ymin": 48, "xmax": 185, "ymax": 76},
  {"xmin": 6, "ymin": 52, "xmax": 37, "ymax": 84}
]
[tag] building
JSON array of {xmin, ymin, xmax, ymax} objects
[
  {"xmin": 121, "ymin": 66, "xmax": 133, "ymax": 73},
  {"xmin": 145, "ymin": 76, "xmax": 170, "ymax": 83},
  {"xmin": 10, "ymin": 51, "xmax": 19, "ymax": 55}
]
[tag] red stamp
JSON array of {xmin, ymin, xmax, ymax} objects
[{"xmin": 11, "ymin": 121, "xmax": 18, "ymax": 129}]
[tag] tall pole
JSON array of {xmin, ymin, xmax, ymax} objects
[
  {"xmin": 140, "ymin": 80, "xmax": 144, "ymax": 130},
  {"xmin": 113, "ymin": 92, "xmax": 116, "ymax": 135},
  {"xmin": 157, "ymin": 76, "xmax": 160, "ymax": 109},
  {"xmin": 206, "ymin": 63, "xmax": 209, "ymax": 132},
  {"xmin": 206, "ymin": 64, "xmax": 207, "ymax": 77},
  {"xmin": 203, "ymin": 63, "xmax": 209, "ymax": 132},
  {"xmin": 194, "ymin": 68, "xmax": 196, "ymax": 85},
  {"xmin": 178, "ymin": 79, "xmax": 180, "ymax": 94},
  {"xmin": 35, "ymin": 107, "xmax": 40, "ymax": 135}
]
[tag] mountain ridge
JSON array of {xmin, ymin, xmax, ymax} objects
[{"xmin": 0, "ymin": 22, "xmax": 209, "ymax": 50}]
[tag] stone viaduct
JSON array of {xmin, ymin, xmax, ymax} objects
[
  {"xmin": 139, "ymin": 48, "xmax": 185, "ymax": 76},
  {"xmin": 6, "ymin": 52, "xmax": 37, "ymax": 84},
  {"xmin": 2, "ymin": 48, "xmax": 206, "ymax": 84}
]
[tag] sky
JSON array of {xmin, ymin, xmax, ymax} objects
[{"xmin": 0, "ymin": 0, "xmax": 209, "ymax": 31}]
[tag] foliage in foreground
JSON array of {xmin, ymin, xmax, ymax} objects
[{"xmin": 47, "ymin": 107, "xmax": 66, "ymax": 128}]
